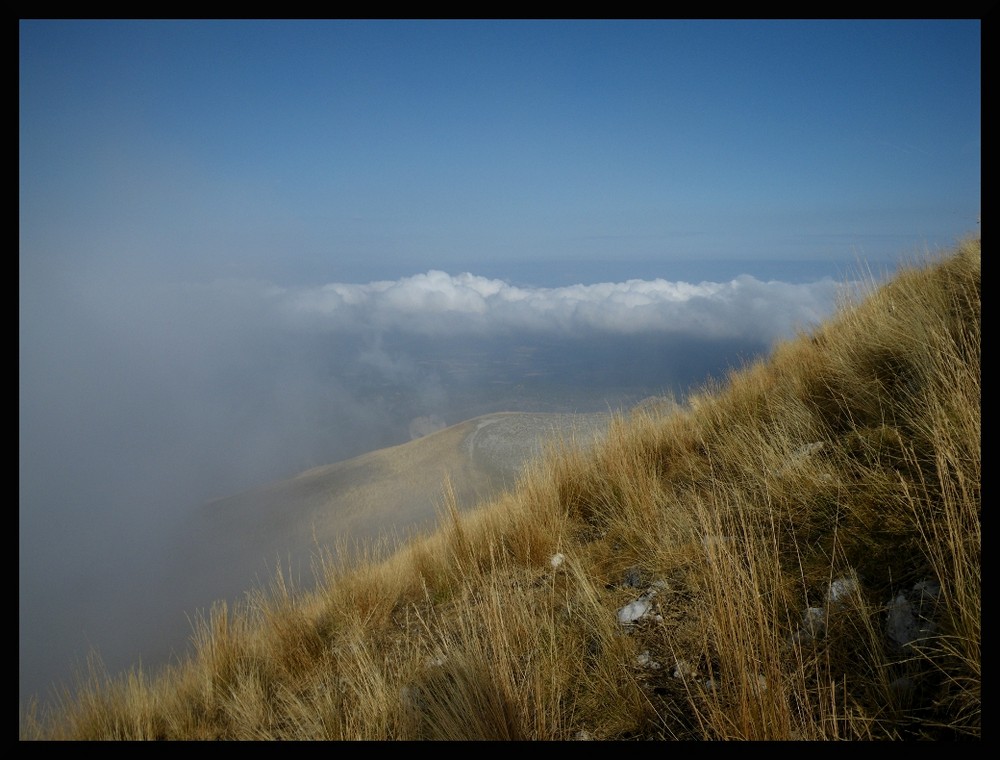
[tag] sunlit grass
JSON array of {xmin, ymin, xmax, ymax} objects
[{"xmin": 22, "ymin": 236, "xmax": 980, "ymax": 740}]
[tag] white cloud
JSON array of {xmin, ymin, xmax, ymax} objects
[{"xmin": 278, "ymin": 270, "xmax": 853, "ymax": 343}]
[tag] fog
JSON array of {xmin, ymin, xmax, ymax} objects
[
  {"xmin": 19, "ymin": 258, "xmax": 860, "ymax": 706},
  {"xmin": 19, "ymin": 17, "xmax": 978, "ymax": 716}
]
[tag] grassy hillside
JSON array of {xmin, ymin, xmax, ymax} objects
[{"xmin": 21, "ymin": 238, "xmax": 980, "ymax": 740}]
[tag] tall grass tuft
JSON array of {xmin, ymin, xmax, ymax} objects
[{"xmin": 22, "ymin": 236, "xmax": 980, "ymax": 740}]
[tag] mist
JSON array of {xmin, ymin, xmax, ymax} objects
[
  {"xmin": 19, "ymin": 256, "xmax": 862, "ymax": 706},
  {"xmin": 19, "ymin": 18, "xmax": 978, "ymax": 714}
]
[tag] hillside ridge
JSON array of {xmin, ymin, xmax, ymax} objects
[{"xmin": 22, "ymin": 238, "xmax": 980, "ymax": 740}]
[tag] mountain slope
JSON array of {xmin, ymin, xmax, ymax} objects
[
  {"xmin": 191, "ymin": 412, "xmax": 613, "ymax": 594},
  {"xmin": 23, "ymin": 237, "xmax": 979, "ymax": 740}
]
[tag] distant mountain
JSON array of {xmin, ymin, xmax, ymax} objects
[{"xmin": 188, "ymin": 411, "xmax": 617, "ymax": 595}]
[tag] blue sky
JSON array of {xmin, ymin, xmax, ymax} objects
[
  {"xmin": 20, "ymin": 19, "xmax": 980, "ymax": 285},
  {"xmin": 19, "ymin": 19, "xmax": 980, "ymax": 705}
]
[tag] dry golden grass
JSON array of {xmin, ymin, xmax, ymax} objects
[{"xmin": 22, "ymin": 236, "xmax": 980, "ymax": 740}]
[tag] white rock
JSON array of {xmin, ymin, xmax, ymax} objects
[
  {"xmin": 886, "ymin": 586, "xmax": 938, "ymax": 649},
  {"xmin": 802, "ymin": 606, "xmax": 826, "ymax": 638},
  {"xmin": 886, "ymin": 594, "xmax": 918, "ymax": 648},
  {"xmin": 617, "ymin": 597, "xmax": 653, "ymax": 625},
  {"xmin": 637, "ymin": 650, "xmax": 661, "ymax": 669},
  {"xmin": 828, "ymin": 577, "xmax": 859, "ymax": 605},
  {"xmin": 673, "ymin": 659, "xmax": 696, "ymax": 680}
]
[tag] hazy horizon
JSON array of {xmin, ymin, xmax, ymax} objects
[{"xmin": 12, "ymin": 256, "xmax": 925, "ymax": 705}]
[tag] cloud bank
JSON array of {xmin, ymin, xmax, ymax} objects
[
  {"xmin": 278, "ymin": 269, "xmax": 847, "ymax": 341},
  {"xmin": 19, "ymin": 264, "xmax": 860, "ymax": 707}
]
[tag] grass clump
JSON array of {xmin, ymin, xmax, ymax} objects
[{"xmin": 22, "ymin": 237, "xmax": 980, "ymax": 740}]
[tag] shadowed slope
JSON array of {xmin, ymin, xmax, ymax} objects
[{"xmin": 189, "ymin": 412, "xmax": 615, "ymax": 593}]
